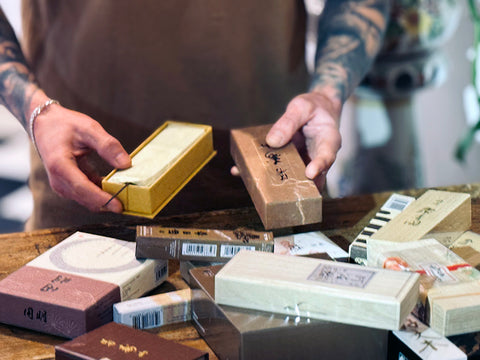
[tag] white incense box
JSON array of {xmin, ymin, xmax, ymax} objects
[
  {"xmin": 113, "ymin": 288, "xmax": 191, "ymax": 330},
  {"xmin": 0, "ymin": 232, "xmax": 168, "ymax": 338},
  {"xmin": 102, "ymin": 121, "xmax": 216, "ymax": 218}
]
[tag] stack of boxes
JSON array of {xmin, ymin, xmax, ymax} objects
[{"xmin": 1, "ymin": 123, "xmax": 478, "ymax": 359}]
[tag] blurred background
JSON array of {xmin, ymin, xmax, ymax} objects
[{"xmin": 0, "ymin": 1, "xmax": 478, "ymax": 233}]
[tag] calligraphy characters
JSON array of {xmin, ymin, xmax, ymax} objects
[
  {"xmin": 261, "ymin": 144, "xmax": 288, "ymax": 181},
  {"xmin": 100, "ymin": 338, "xmax": 149, "ymax": 358}
]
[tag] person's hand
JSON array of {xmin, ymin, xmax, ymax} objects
[
  {"xmin": 31, "ymin": 99, "xmax": 131, "ymax": 213},
  {"xmin": 265, "ymin": 90, "xmax": 342, "ymax": 190}
]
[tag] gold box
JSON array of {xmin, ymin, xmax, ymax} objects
[{"xmin": 102, "ymin": 121, "xmax": 216, "ymax": 218}]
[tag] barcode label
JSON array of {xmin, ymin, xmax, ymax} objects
[
  {"xmin": 182, "ymin": 242, "xmax": 217, "ymax": 257},
  {"xmin": 382, "ymin": 194, "xmax": 415, "ymax": 212},
  {"xmin": 132, "ymin": 310, "xmax": 163, "ymax": 329},
  {"xmin": 155, "ymin": 263, "xmax": 168, "ymax": 282},
  {"xmin": 349, "ymin": 193, "xmax": 415, "ymax": 265},
  {"xmin": 220, "ymin": 245, "xmax": 256, "ymax": 258}
]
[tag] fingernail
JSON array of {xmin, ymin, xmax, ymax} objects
[
  {"xmin": 266, "ymin": 130, "xmax": 284, "ymax": 146},
  {"xmin": 115, "ymin": 153, "xmax": 131, "ymax": 168}
]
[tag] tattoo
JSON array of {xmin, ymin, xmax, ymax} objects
[
  {"xmin": 312, "ymin": 0, "xmax": 390, "ymax": 103},
  {"xmin": 0, "ymin": 8, "xmax": 37, "ymax": 126}
]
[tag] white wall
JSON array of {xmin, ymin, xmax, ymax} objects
[{"xmin": 415, "ymin": 3, "xmax": 479, "ymax": 188}]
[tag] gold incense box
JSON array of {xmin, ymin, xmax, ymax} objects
[{"xmin": 102, "ymin": 121, "xmax": 216, "ymax": 218}]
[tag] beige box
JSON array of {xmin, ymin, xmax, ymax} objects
[
  {"xmin": 215, "ymin": 251, "xmax": 420, "ymax": 330},
  {"xmin": 102, "ymin": 121, "xmax": 216, "ymax": 218},
  {"xmin": 368, "ymin": 238, "xmax": 480, "ymax": 336},
  {"xmin": 230, "ymin": 124, "xmax": 322, "ymax": 230},
  {"xmin": 370, "ymin": 190, "xmax": 471, "ymax": 244},
  {"xmin": 191, "ymin": 265, "xmax": 389, "ymax": 360}
]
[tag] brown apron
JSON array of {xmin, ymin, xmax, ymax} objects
[{"xmin": 21, "ymin": 0, "xmax": 309, "ymax": 230}]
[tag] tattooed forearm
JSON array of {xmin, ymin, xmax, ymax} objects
[
  {"xmin": 0, "ymin": 8, "xmax": 38, "ymax": 126},
  {"xmin": 312, "ymin": 0, "xmax": 390, "ymax": 103}
]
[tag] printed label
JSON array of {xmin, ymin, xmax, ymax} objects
[
  {"xmin": 418, "ymin": 263, "xmax": 457, "ymax": 283},
  {"xmin": 382, "ymin": 194, "xmax": 415, "ymax": 212},
  {"xmin": 307, "ymin": 264, "xmax": 375, "ymax": 288}
]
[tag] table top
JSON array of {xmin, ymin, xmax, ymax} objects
[{"xmin": 1, "ymin": 184, "xmax": 479, "ymax": 360}]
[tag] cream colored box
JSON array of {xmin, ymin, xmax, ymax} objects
[
  {"xmin": 113, "ymin": 289, "xmax": 191, "ymax": 330},
  {"xmin": 102, "ymin": 121, "xmax": 216, "ymax": 218},
  {"xmin": 215, "ymin": 251, "xmax": 420, "ymax": 330}
]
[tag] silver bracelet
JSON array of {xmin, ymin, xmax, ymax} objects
[{"xmin": 28, "ymin": 99, "xmax": 59, "ymax": 154}]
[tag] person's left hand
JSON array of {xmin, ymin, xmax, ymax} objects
[{"xmin": 265, "ymin": 89, "xmax": 342, "ymax": 190}]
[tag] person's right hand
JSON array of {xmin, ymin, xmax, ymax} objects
[{"xmin": 30, "ymin": 95, "xmax": 132, "ymax": 213}]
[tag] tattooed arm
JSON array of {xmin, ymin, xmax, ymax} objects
[
  {"xmin": 266, "ymin": 0, "xmax": 390, "ymax": 187},
  {"xmin": 0, "ymin": 8, "xmax": 131, "ymax": 213}
]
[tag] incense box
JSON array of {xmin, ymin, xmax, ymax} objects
[
  {"xmin": 215, "ymin": 251, "xmax": 420, "ymax": 330},
  {"xmin": 190, "ymin": 265, "xmax": 389, "ymax": 360},
  {"xmin": 230, "ymin": 124, "xmax": 322, "ymax": 229},
  {"xmin": 136, "ymin": 225, "xmax": 273, "ymax": 262},
  {"xmin": 55, "ymin": 321, "xmax": 208, "ymax": 360},
  {"xmin": 113, "ymin": 289, "xmax": 191, "ymax": 330},
  {"xmin": 102, "ymin": 121, "xmax": 216, "ymax": 218},
  {"xmin": 0, "ymin": 232, "xmax": 168, "ymax": 338}
]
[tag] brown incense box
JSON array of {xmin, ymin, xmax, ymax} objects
[
  {"xmin": 136, "ymin": 225, "xmax": 274, "ymax": 262},
  {"xmin": 230, "ymin": 124, "xmax": 322, "ymax": 230},
  {"xmin": 190, "ymin": 265, "xmax": 388, "ymax": 360},
  {"xmin": 55, "ymin": 321, "xmax": 208, "ymax": 360}
]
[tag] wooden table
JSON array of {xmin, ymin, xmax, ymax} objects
[{"xmin": 1, "ymin": 184, "xmax": 480, "ymax": 360}]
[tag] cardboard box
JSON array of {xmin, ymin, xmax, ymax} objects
[
  {"xmin": 215, "ymin": 251, "xmax": 420, "ymax": 330},
  {"xmin": 55, "ymin": 321, "xmax": 208, "ymax": 360},
  {"xmin": 190, "ymin": 265, "xmax": 389, "ymax": 360},
  {"xmin": 230, "ymin": 124, "xmax": 322, "ymax": 229},
  {"xmin": 102, "ymin": 121, "xmax": 216, "ymax": 218},
  {"xmin": 113, "ymin": 289, "xmax": 191, "ymax": 330},
  {"xmin": 136, "ymin": 225, "xmax": 273, "ymax": 262},
  {"xmin": 0, "ymin": 232, "xmax": 168, "ymax": 338}
]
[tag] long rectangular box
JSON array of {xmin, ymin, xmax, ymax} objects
[
  {"xmin": 136, "ymin": 225, "xmax": 274, "ymax": 261},
  {"xmin": 55, "ymin": 321, "xmax": 208, "ymax": 360},
  {"xmin": 102, "ymin": 121, "xmax": 216, "ymax": 218},
  {"xmin": 0, "ymin": 232, "xmax": 168, "ymax": 338},
  {"xmin": 113, "ymin": 289, "xmax": 191, "ymax": 330},
  {"xmin": 215, "ymin": 251, "xmax": 420, "ymax": 330},
  {"xmin": 190, "ymin": 265, "xmax": 389, "ymax": 360},
  {"xmin": 370, "ymin": 190, "xmax": 471, "ymax": 244},
  {"xmin": 230, "ymin": 124, "xmax": 322, "ymax": 229}
]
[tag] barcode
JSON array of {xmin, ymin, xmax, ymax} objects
[
  {"xmin": 132, "ymin": 310, "xmax": 163, "ymax": 329},
  {"xmin": 155, "ymin": 264, "xmax": 168, "ymax": 282},
  {"xmin": 220, "ymin": 245, "xmax": 256, "ymax": 258},
  {"xmin": 182, "ymin": 242, "xmax": 217, "ymax": 257},
  {"xmin": 350, "ymin": 193, "xmax": 414, "ymax": 264},
  {"xmin": 382, "ymin": 194, "xmax": 414, "ymax": 212}
]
